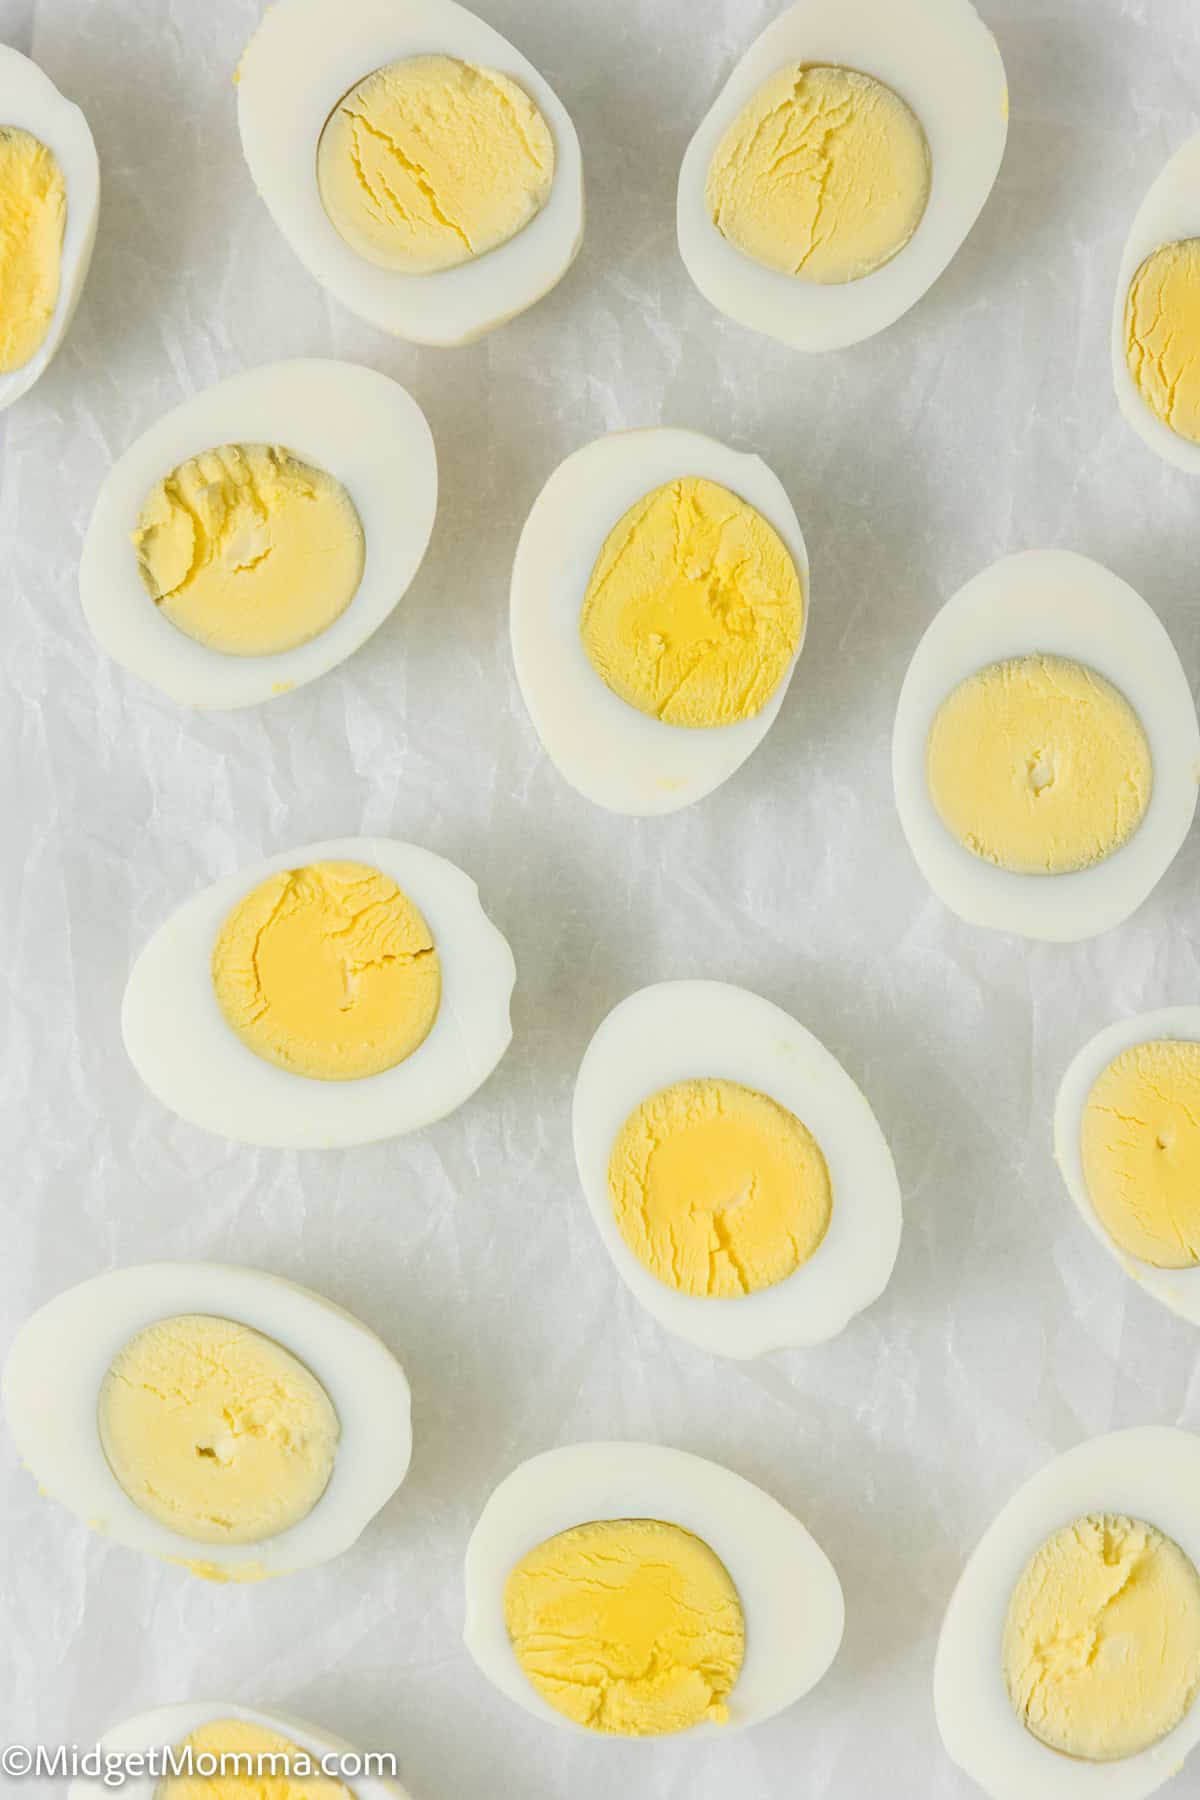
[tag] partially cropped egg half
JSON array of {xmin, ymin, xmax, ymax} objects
[
  {"xmin": 80, "ymin": 360, "xmax": 436, "ymax": 709},
  {"xmin": 511, "ymin": 429, "xmax": 810, "ymax": 817},
  {"xmin": 237, "ymin": 0, "xmax": 583, "ymax": 346},
  {"xmin": 572, "ymin": 981, "xmax": 901, "ymax": 1357},
  {"xmin": 1113, "ymin": 133, "xmax": 1200, "ymax": 475},
  {"xmin": 2, "ymin": 1264, "xmax": 412, "ymax": 1581},
  {"xmin": 0, "ymin": 46, "xmax": 99, "ymax": 412},
  {"xmin": 676, "ymin": 0, "xmax": 1007, "ymax": 351},
  {"xmin": 122, "ymin": 836, "xmax": 515, "ymax": 1149},
  {"xmin": 464, "ymin": 1441, "xmax": 844, "ymax": 1738},
  {"xmin": 893, "ymin": 549, "xmax": 1199, "ymax": 943},
  {"xmin": 935, "ymin": 1428, "xmax": 1200, "ymax": 1800}
]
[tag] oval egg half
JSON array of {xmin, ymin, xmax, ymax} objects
[{"xmin": 1113, "ymin": 133, "xmax": 1200, "ymax": 475}]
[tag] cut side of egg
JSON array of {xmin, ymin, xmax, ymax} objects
[
  {"xmin": 511, "ymin": 429, "xmax": 810, "ymax": 817},
  {"xmin": 935, "ymin": 1428, "xmax": 1200, "ymax": 1800},
  {"xmin": 237, "ymin": 0, "xmax": 584, "ymax": 346},
  {"xmin": 122, "ymin": 836, "xmax": 515, "ymax": 1149},
  {"xmin": 2, "ymin": 1264, "xmax": 412, "ymax": 1581},
  {"xmin": 676, "ymin": 0, "xmax": 1007, "ymax": 351},
  {"xmin": 79, "ymin": 360, "xmax": 437, "ymax": 709},
  {"xmin": 464, "ymin": 1441, "xmax": 844, "ymax": 1738},
  {"xmin": 572, "ymin": 981, "xmax": 901, "ymax": 1357},
  {"xmin": 1113, "ymin": 133, "xmax": 1200, "ymax": 475},
  {"xmin": 893, "ymin": 550, "xmax": 1199, "ymax": 942}
]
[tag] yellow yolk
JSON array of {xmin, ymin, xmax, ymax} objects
[
  {"xmin": 1081, "ymin": 1039, "xmax": 1200, "ymax": 1269},
  {"xmin": 504, "ymin": 1518, "xmax": 745, "ymax": 1736},
  {"xmin": 97, "ymin": 1315, "xmax": 339, "ymax": 1546},
  {"xmin": 706, "ymin": 65, "xmax": 931, "ymax": 284},
  {"xmin": 1002, "ymin": 1514, "xmax": 1200, "ymax": 1762},
  {"xmin": 211, "ymin": 861, "xmax": 440, "ymax": 1083},
  {"xmin": 579, "ymin": 477, "xmax": 803, "ymax": 729},
  {"xmin": 926, "ymin": 654, "xmax": 1152, "ymax": 875},
  {"xmin": 608, "ymin": 1078, "xmax": 832, "ymax": 1298},
  {"xmin": 316, "ymin": 55, "xmax": 555, "ymax": 274},
  {"xmin": 1125, "ymin": 240, "xmax": 1200, "ymax": 444},
  {"xmin": 132, "ymin": 443, "xmax": 365, "ymax": 658},
  {"xmin": 159, "ymin": 1720, "xmax": 352, "ymax": 1800},
  {"xmin": 0, "ymin": 127, "xmax": 65, "ymax": 373}
]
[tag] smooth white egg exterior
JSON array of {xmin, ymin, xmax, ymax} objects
[
  {"xmin": 237, "ymin": 0, "xmax": 584, "ymax": 346},
  {"xmin": 934, "ymin": 1428, "xmax": 1200, "ymax": 1800},
  {"xmin": 2, "ymin": 1264, "xmax": 413, "ymax": 1580},
  {"xmin": 677, "ymin": 0, "xmax": 1008, "ymax": 351},
  {"xmin": 0, "ymin": 46, "xmax": 100, "ymax": 412},
  {"xmin": 79, "ymin": 360, "xmax": 437, "ymax": 709},
  {"xmin": 464, "ymin": 1441, "xmax": 845, "ymax": 1738},
  {"xmin": 572, "ymin": 981, "xmax": 902, "ymax": 1356},
  {"xmin": 892, "ymin": 549, "xmax": 1200, "ymax": 943},
  {"xmin": 122, "ymin": 836, "xmax": 515, "ymax": 1149},
  {"xmin": 510, "ymin": 430, "xmax": 811, "ymax": 817}
]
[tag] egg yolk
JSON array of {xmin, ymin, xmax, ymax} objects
[
  {"xmin": 608, "ymin": 1078, "xmax": 832, "ymax": 1297},
  {"xmin": 0, "ymin": 126, "xmax": 65, "ymax": 373},
  {"xmin": 316, "ymin": 55, "xmax": 555, "ymax": 275},
  {"xmin": 132, "ymin": 443, "xmax": 365, "ymax": 658},
  {"xmin": 1080, "ymin": 1039, "xmax": 1200, "ymax": 1269},
  {"xmin": 504, "ymin": 1518, "xmax": 745, "ymax": 1735},
  {"xmin": 706, "ymin": 65, "xmax": 931, "ymax": 285},
  {"xmin": 926, "ymin": 653, "xmax": 1152, "ymax": 875},
  {"xmin": 97, "ymin": 1314, "xmax": 339, "ymax": 1547},
  {"xmin": 158, "ymin": 1720, "xmax": 352, "ymax": 1800},
  {"xmin": 211, "ymin": 861, "xmax": 441, "ymax": 1083},
  {"xmin": 579, "ymin": 477, "xmax": 803, "ymax": 729},
  {"xmin": 1125, "ymin": 239, "xmax": 1200, "ymax": 444},
  {"xmin": 1002, "ymin": 1513, "xmax": 1200, "ymax": 1762}
]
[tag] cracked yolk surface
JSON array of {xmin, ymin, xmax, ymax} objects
[
  {"xmin": 608, "ymin": 1078, "xmax": 832, "ymax": 1298},
  {"xmin": 212, "ymin": 861, "xmax": 441, "ymax": 1083},
  {"xmin": 706, "ymin": 64, "xmax": 931, "ymax": 284},
  {"xmin": 160, "ymin": 1719, "xmax": 352, "ymax": 1800},
  {"xmin": 579, "ymin": 477, "xmax": 803, "ymax": 729},
  {"xmin": 0, "ymin": 126, "xmax": 66, "ymax": 373},
  {"xmin": 1002, "ymin": 1513, "xmax": 1200, "ymax": 1762},
  {"xmin": 1081, "ymin": 1039, "xmax": 1200, "ymax": 1269},
  {"xmin": 504, "ymin": 1518, "xmax": 745, "ymax": 1736},
  {"xmin": 926, "ymin": 654, "xmax": 1152, "ymax": 876},
  {"xmin": 97, "ymin": 1314, "xmax": 340, "ymax": 1546},
  {"xmin": 132, "ymin": 443, "xmax": 365, "ymax": 658},
  {"xmin": 316, "ymin": 55, "xmax": 555, "ymax": 275},
  {"xmin": 1125, "ymin": 240, "xmax": 1200, "ymax": 444}
]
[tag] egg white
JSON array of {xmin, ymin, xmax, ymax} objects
[
  {"xmin": 676, "ymin": 0, "xmax": 1008, "ymax": 351},
  {"xmin": 1113, "ymin": 134, "xmax": 1200, "ymax": 476},
  {"xmin": 237, "ymin": 0, "xmax": 584, "ymax": 347},
  {"xmin": 464, "ymin": 1440, "xmax": 844, "ymax": 1738},
  {"xmin": 511, "ymin": 429, "xmax": 810, "ymax": 817},
  {"xmin": 2, "ymin": 1263, "xmax": 412, "ymax": 1581}
]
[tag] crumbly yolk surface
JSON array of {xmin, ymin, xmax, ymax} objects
[
  {"xmin": 160, "ymin": 1720, "xmax": 352, "ymax": 1800},
  {"xmin": 97, "ymin": 1314, "xmax": 339, "ymax": 1546},
  {"xmin": 1125, "ymin": 240, "xmax": 1200, "ymax": 444},
  {"xmin": 1081, "ymin": 1039, "xmax": 1200, "ymax": 1269},
  {"xmin": 608, "ymin": 1078, "xmax": 832, "ymax": 1298},
  {"xmin": 1002, "ymin": 1513, "xmax": 1200, "ymax": 1763},
  {"xmin": 579, "ymin": 477, "xmax": 803, "ymax": 729},
  {"xmin": 504, "ymin": 1518, "xmax": 745, "ymax": 1736},
  {"xmin": 706, "ymin": 64, "xmax": 931, "ymax": 284},
  {"xmin": 926, "ymin": 654, "xmax": 1152, "ymax": 875},
  {"xmin": 0, "ymin": 126, "xmax": 65, "ymax": 373},
  {"xmin": 316, "ymin": 55, "xmax": 555, "ymax": 275},
  {"xmin": 212, "ymin": 861, "xmax": 440, "ymax": 1083}
]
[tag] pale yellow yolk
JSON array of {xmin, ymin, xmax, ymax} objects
[
  {"xmin": 132, "ymin": 443, "xmax": 365, "ymax": 658},
  {"xmin": 1081, "ymin": 1039, "xmax": 1200, "ymax": 1269},
  {"xmin": 504, "ymin": 1518, "xmax": 745, "ymax": 1736},
  {"xmin": 1125, "ymin": 240, "xmax": 1200, "ymax": 444},
  {"xmin": 926, "ymin": 654, "xmax": 1152, "ymax": 876},
  {"xmin": 316, "ymin": 55, "xmax": 555, "ymax": 274},
  {"xmin": 608, "ymin": 1078, "xmax": 832, "ymax": 1298},
  {"xmin": 0, "ymin": 127, "xmax": 65, "ymax": 373},
  {"xmin": 1002, "ymin": 1514, "xmax": 1200, "ymax": 1763},
  {"xmin": 706, "ymin": 64, "xmax": 931, "ymax": 284},
  {"xmin": 97, "ymin": 1314, "xmax": 339, "ymax": 1546},
  {"xmin": 579, "ymin": 477, "xmax": 803, "ymax": 729},
  {"xmin": 158, "ymin": 1720, "xmax": 352, "ymax": 1800},
  {"xmin": 211, "ymin": 861, "xmax": 441, "ymax": 1083}
]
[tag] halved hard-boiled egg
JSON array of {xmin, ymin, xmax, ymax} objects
[
  {"xmin": 677, "ymin": 0, "xmax": 1007, "ymax": 350},
  {"xmin": 511, "ymin": 429, "xmax": 810, "ymax": 816},
  {"xmin": 1113, "ymin": 133, "xmax": 1200, "ymax": 475},
  {"xmin": 237, "ymin": 0, "xmax": 584, "ymax": 346},
  {"xmin": 465, "ymin": 1441, "xmax": 843, "ymax": 1738},
  {"xmin": 3, "ymin": 1263, "xmax": 412, "ymax": 1581},
  {"xmin": 123, "ymin": 836, "xmax": 514, "ymax": 1149}
]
